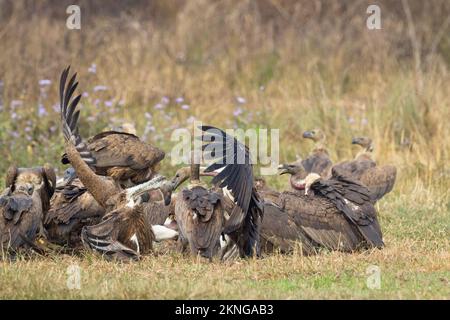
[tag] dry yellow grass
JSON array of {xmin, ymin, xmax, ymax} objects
[{"xmin": 0, "ymin": 1, "xmax": 449, "ymax": 299}]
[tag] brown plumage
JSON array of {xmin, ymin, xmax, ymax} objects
[
  {"xmin": 175, "ymin": 183, "xmax": 223, "ymax": 259},
  {"xmin": 301, "ymin": 129, "xmax": 333, "ymax": 178},
  {"xmin": 81, "ymin": 205, "xmax": 154, "ymax": 261},
  {"xmin": 60, "ymin": 68, "xmax": 165, "ymax": 188},
  {"xmin": 0, "ymin": 165, "xmax": 56, "ymax": 252},
  {"xmin": 258, "ymin": 168, "xmax": 384, "ymax": 253},
  {"xmin": 200, "ymin": 126, "xmax": 264, "ymax": 259},
  {"xmin": 59, "ymin": 66, "xmax": 177, "ymax": 260},
  {"xmin": 332, "ymin": 137, "xmax": 397, "ymax": 202},
  {"xmin": 45, "ymin": 177, "xmax": 105, "ymax": 248}
]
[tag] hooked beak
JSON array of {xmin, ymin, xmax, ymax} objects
[
  {"xmin": 278, "ymin": 164, "xmax": 290, "ymax": 175},
  {"xmin": 302, "ymin": 131, "xmax": 314, "ymax": 139},
  {"xmin": 351, "ymin": 137, "xmax": 361, "ymax": 145}
]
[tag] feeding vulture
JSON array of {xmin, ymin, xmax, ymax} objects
[
  {"xmin": 301, "ymin": 128, "xmax": 333, "ymax": 178},
  {"xmin": 171, "ymin": 159, "xmax": 224, "ymax": 260},
  {"xmin": 265, "ymin": 166, "xmax": 384, "ymax": 253},
  {"xmin": 332, "ymin": 136, "xmax": 397, "ymax": 202},
  {"xmin": 0, "ymin": 165, "xmax": 56, "ymax": 252},
  {"xmin": 170, "ymin": 126, "xmax": 264, "ymax": 260},
  {"xmin": 59, "ymin": 69, "xmax": 165, "ymax": 188},
  {"xmin": 59, "ymin": 66, "xmax": 178, "ymax": 261},
  {"xmin": 200, "ymin": 126, "xmax": 263, "ymax": 259},
  {"xmin": 44, "ymin": 168, "xmax": 105, "ymax": 248}
]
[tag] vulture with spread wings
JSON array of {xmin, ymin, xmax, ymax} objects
[
  {"xmin": 58, "ymin": 66, "xmax": 177, "ymax": 260},
  {"xmin": 200, "ymin": 126, "xmax": 264, "ymax": 258},
  {"xmin": 59, "ymin": 68, "xmax": 164, "ymax": 188},
  {"xmin": 0, "ymin": 165, "xmax": 56, "ymax": 252}
]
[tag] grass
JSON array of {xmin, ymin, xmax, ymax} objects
[{"xmin": 0, "ymin": 1, "xmax": 449, "ymax": 299}]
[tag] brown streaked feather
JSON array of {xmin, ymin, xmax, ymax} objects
[
  {"xmin": 301, "ymin": 150, "xmax": 333, "ymax": 178},
  {"xmin": 45, "ymin": 178, "xmax": 105, "ymax": 247},
  {"xmin": 175, "ymin": 186, "xmax": 223, "ymax": 258},
  {"xmin": 310, "ymin": 172, "xmax": 384, "ymax": 248},
  {"xmin": 81, "ymin": 205, "xmax": 154, "ymax": 261},
  {"xmin": 360, "ymin": 165, "xmax": 397, "ymax": 202},
  {"xmin": 260, "ymin": 202, "xmax": 317, "ymax": 255},
  {"xmin": 0, "ymin": 191, "xmax": 43, "ymax": 251}
]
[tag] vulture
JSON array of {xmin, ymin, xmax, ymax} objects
[
  {"xmin": 170, "ymin": 126, "xmax": 264, "ymax": 260},
  {"xmin": 44, "ymin": 168, "xmax": 105, "ymax": 248},
  {"xmin": 172, "ymin": 158, "xmax": 224, "ymax": 260},
  {"xmin": 0, "ymin": 165, "xmax": 56, "ymax": 252},
  {"xmin": 264, "ymin": 166, "xmax": 384, "ymax": 253},
  {"xmin": 59, "ymin": 66, "xmax": 178, "ymax": 261},
  {"xmin": 59, "ymin": 69, "xmax": 165, "ymax": 188},
  {"xmin": 200, "ymin": 126, "xmax": 263, "ymax": 259},
  {"xmin": 301, "ymin": 128, "xmax": 333, "ymax": 178},
  {"xmin": 278, "ymin": 158, "xmax": 308, "ymax": 192},
  {"xmin": 332, "ymin": 136, "xmax": 397, "ymax": 202}
]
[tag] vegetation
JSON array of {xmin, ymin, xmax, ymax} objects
[{"xmin": 0, "ymin": 0, "xmax": 449, "ymax": 299}]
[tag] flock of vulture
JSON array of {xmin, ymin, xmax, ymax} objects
[{"xmin": 0, "ymin": 67, "xmax": 397, "ymax": 262}]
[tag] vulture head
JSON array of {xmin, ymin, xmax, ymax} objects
[
  {"xmin": 303, "ymin": 128, "xmax": 326, "ymax": 143},
  {"xmin": 278, "ymin": 161, "xmax": 304, "ymax": 176},
  {"xmin": 6, "ymin": 164, "xmax": 56, "ymax": 212},
  {"xmin": 278, "ymin": 161, "xmax": 308, "ymax": 190},
  {"xmin": 352, "ymin": 136, "xmax": 373, "ymax": 152},
  {"xmin": 171, "ymin": 166, "xmax": 217, "ymax": 190}
]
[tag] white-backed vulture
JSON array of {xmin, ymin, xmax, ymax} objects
[
  {"xmin": 59, "ymin": 66, "xmax": 177, "ymax": 261},
  {"xmin": 0, "ymin": 165, "xmax": 56, "ymax": 252},
  {"xmin": 59, "ymin": 68, "xmax": 165, "ymax": 188},
  {"xmin": 273, "ymin": 167, "xmax": 383, "ymax": 252}
]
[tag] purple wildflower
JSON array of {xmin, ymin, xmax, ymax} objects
[
  {"xmin": 10, "ymin": 100, "xmax": 23, "ymax": 109},
  {"xmin": 39, "ymin": 79, "xmax": 52, "ymax": 86},
  {"xmin": 82, "ymin": 92, "xmax": 89, "ymax": 97},
  {"xmin": 233, "ymin": 107, "xmax": 243, "ymax": 117},
  {"xmin": 38, "ymin": 104, "xmax": 48, "ymax": 117},
  {"xmin": 175, "ymin": 97, "xmax": 184, "ymax": 104},
  {"xmin": 104, "ymin": 100, "xmax": 113, "ymax": 107},
  {"xmin": 181, "ymin": 104, "xmax": 190, "ymax": 110},
  {"xmin": 361, "ymin": 118, "xmax": 368, "ymax": 126},
  {"xmin": 154, "ymin": 103, "xmax": 164, "ymax": 110},
  {"xmin": 93, "ymin": 85, "xmax": 108, "ymax": 92},
  {"xmin": 11, "ymin": 112, "xmax": 18, "ymax": 120},
  {"xmin": 145, "ymin": 112, "xmax": 152, "ymax": 121},
  {"xmin": 186, "ymin": 116, "xmax": 196, "ymax": 124},
  {"xmin": 236, "ymin": 96, "xmax": 246, "ymax": 104},
  {"xmin": 88, "ymin": 63, "xmax": 97, "ymax": 74},
  {"xmin": 52, "ymin": 104, "xmax": 60, "ymax": 113},
  {"xmin": 161, "ymin": 96, "xmax": 170, "ymax": 105}
]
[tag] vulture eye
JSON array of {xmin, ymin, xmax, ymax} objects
[{"xmin": 27, "ymin": 185, "xmax": 34, "ymax": 195}]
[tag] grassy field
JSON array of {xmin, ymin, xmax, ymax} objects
[{"xmin": 0, "ymin": 1, "xmax": 449, "ymax": 299}]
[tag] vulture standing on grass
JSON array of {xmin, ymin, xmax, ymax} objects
[
  {"xmin": 59, "ymin": 66, "xmax": 178, "ymax": 261},
  {"xmin": 171, "ymin": 156, "xmax": 224, "ymax": 260},
  {"xmin": 301, "ymin": 129, "xmax": 333, "ymax": 178},
  {"xmin": 266, "ymin": 166, "xmax": 384, "ymax": 253},
  {"xmin": 0, "ymin": 165, "xmax": 56, "ymax": 252},
  {"xmin": 332, "ymin": 136, "xmax": 397, "ymax": 202},
  {"xmin": 59, "ymin": 69, "xmax": 165, "ymax": 188}
]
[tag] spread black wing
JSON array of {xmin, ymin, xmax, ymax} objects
[{"xmin": 199, "ymin": 125, "xmax": 263, "ymax": 257}]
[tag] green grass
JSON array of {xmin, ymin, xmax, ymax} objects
[{"xmin": 1, "ymin": 196, "xmax": 448, "ymax": 299}]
